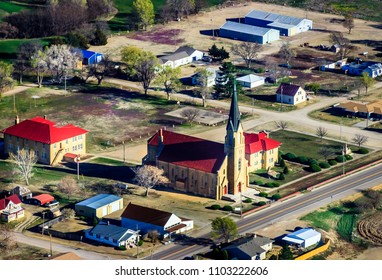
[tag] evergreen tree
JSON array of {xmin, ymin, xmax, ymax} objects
[
  {"xmin": 283, "ymin": 166, "xmax": 289, "ymax": 174},
  {"xmin": 279, "ymin": 245, "xmax": 293, "ymax": 260}
]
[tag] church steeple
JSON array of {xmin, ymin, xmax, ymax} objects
[{"xmin": 226, "ymin": 80, "xmax": 240, "ymax": 132}]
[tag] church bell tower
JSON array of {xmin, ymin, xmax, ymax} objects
[{"xmin": 224, "ymin": 80, "xmax": 248, "ymax": 195}]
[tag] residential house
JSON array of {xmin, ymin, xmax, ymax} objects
[
  {"xmin": 219, "ymin": 21, "xmax": 280, "ymax": 44},
  {"xmin": 336, "ymin": 100, "xmax": 382, "ymax": 120},
  {"xmin": 1, "ymin": 116, "xmax": 88, "ymax": 165},
  {"xmin": 282, "ymin": 228, "xmax": 321, "ymax": 249},
  {"xmin": 143, "ymin": 83, "xmax": 248, "ymax": 199},
  {"xmin": 0, "ymin": 194, "xmax": 25, "ymax": 222},
  {"xmin": 84, "ymin": 222, "xmax": 139, "ymax": 247},
  {"xmin": 81, "ymin": 50, "xmax": 103, "ymax": 66},
  {"xmin": 244, "ymin": 10, "xmax": 312, "ymax": 36},
  {"xmin": 191, "ymin": 67, "xmax": 218, "ymax": 87},
  {"xmin": 158, "ymin": 46, "xmax": 204, "ymax": 69},
  {"xmin": 28, "ymin": 194, "xmax": 55, "ymax": 206},
  {"xmin": 276, "ymin": 83, "xmax": 307, "ymax": 105},
  {"xmin": 342, "ymin": 61, "xmax": 382, "ymax": 78},
  {"xmin": 244, "ymin": 131, "xmax": 281, "ymax": 172},
  {"xmin": 222, "ymin": 234, "xmax": 273, "ymax": 260},
  {"xmin": 121, "ymin": 203, "xmax": 193, "ymax": 238},
  {"xmin": 237, "ymin": 74, "xmax": 265, "ymax": 89},
  {"xmin": 75, "ymin": 194, "xmax": 123, "ymax": 219}
]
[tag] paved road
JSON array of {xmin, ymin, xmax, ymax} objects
[{"xmin": 148, "ymin": 163, "xmax": 382, "ymax": 260}]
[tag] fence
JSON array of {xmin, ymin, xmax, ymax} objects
[{"xmin": 294, "ymin": 240, "xmax": 331, "ymax": 260}]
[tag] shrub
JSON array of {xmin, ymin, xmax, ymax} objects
[
  {"xmin": 222, "ymin": 205, "xmax": 233, "ymax": 212},
  {"xmin": 310, "ymin": 164, "xmax": 322, "ymax": 172},
  {"xmin": 272, "ymin": 182, "xmax": 280, "ymax": 188},
  {"xmin": 328, "ymin": 159, "xmax": 338, "ymax": 165},
  {"xmin": 278, "ymin": 173, "xmax": 285, "ymax": 180},
  {"xmin": 335, "ymin": 155, "xmax": 347, "ymax": 163},
  {"xmin": 272, "ymin": 194, "xmax": 282, "ymax": 201},
  {"xmin": 116, "ymin": 245, "xmax": 127, "ymax": 251},
  {"xmin": 296, "ymin": 156, "xmax": 309, "ymax": 165},
  {"xmin": 264, "ymin": 182, "xmax": 280, "ymax": 188},
  {"xmin": 319, "ymin": 162, "xmax": 330, "ymax": 169},
  {"xmin": 257, "ymin": 201, "xmax": 267, "ymax": 206},
  {"xmin": 259, "ymin": 192, "xmax": 268, "ymax": 198},
  {"xmin": 308, "ymin": 158, "xmax": 318, "ymax": 166},
  {"xmin": 279, "ymin": 158, "xmax": 286, "ymax": 167},
  {"xmin": 244, "ymin": 198, "xmax": 252, "ymax": 203},
  {"xmin": 283, "ymin": 153, "xmax": 297, "ymax": 161},
  {"xmin": 283, "ymin": 166, "xmax": 289, "ymax": 174},
  {"xmin": 358, "ymin": 148, "xmax": 369, "ymax": 154},
  {"xmin": 210, "ymin": 204, "xmax": 221, "ymax": 210},
  {"xmin": 138, "ymin": 240, "xmax": 143, "ymax": 246},
  {"xmin": 253, "ymin": 180, "xmax": 264, "ymax": 186},
  {"xmin": 345, "ymin": 154, "xmax": 353, "ymax": 160}
]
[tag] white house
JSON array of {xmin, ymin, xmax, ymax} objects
[
  {"xmin": 282, "ymin": 228, "xmax": 321, "ymax": 249},
  {"xmin": 158, "ymin": 46, "xmax": 204, "ymax": 69},
  {"xmin": 237, "ymin": 74, "xmax": 265, "ymax": 88},
  {"xmin": 276, "ymin": 83, "xmax": 306, "ymax": 105},
  {"xmin": 191, "ymin": 68, "xmax": 218, "ymax": 87},
  {"xmin": 0, "ymin": 194, "xmax": 25, "ymax": 223},
  {"xmin": 84, "ymin": 222, "xmax": 139, "ymax": 247},
  {"xmin": 121, "ymin": 203, "xmax": 193, "ymax": 238}
]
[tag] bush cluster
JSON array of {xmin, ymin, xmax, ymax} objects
[
  {"xmin": 222, "ymin": 205, "xmax": 233, "ymax": 212},
  {"xmin": 319, "ymin": 162, "xmax": 330, "ymax": 169},
  {"xmin": 257, "ymin": 201, "xmax": 267, "ymax": 206},
  {"xmin": 357, "ymin": 148, "xmax": 369, "ymax": 154},
  {"xmin": 264, "ymin": 182, "xmax": 280, "ymax": 188},
  {"xmin": 310, "ymin": 164, "xmax": 322, "ymax": 172},
  {"xmin": 243, "ymin": 198, "xmax": 253, "ymax": 203},
  {"xmin": 259, "ymin": 192, "xmax": 268, "ymax": 198},
  {"xmin": 335, "ymin": 155, "xmax": 347, "ymax": 163},
  {"xmin": 328, "ymin": 159, "xmax": 338, "ymax": 166},
  {"xmin": 272, "ymin": 194, "xmax": 282, "ymax": 201},
  {"xmin": 282, "ymin": 153, "xmax": 317, "ymax": 166},
  {"xmin": 210, "ymin": 204, "xmax": 221, "ymax": 210}
]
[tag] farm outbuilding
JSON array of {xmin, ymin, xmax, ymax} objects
[
  {"xmin": 75, "ymin": 194, "xmax": 123, "ymax": 219},
  {"xmin": 244, "ymin": 10, "xmax": 312, "ymax": 36},
  {"xmin": 282, "ymin": 228, "xmax": 321, "ymax": 249},
  {"xmin": 219, "ymin": 21, "xmax": 280, "ymax": 44},
  {"xmin": 29, "ymin": 194, "xmax": 55, "ymax": 206},
  {"xmin": 81, "ymin": 50, "xmax": 103, "ymax": 65},
  {"xmin": 237, "ymin": 74, "xmax": 265, "ymax": 88}
]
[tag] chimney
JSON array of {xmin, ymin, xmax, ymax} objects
[
  {"xmin": 15, "ymin": 115, "xmax": 19, "ymax": 125},
  {"xmin": 43, "ymin": 115, "xmax": 47, "ymax": 119},
  {"xmin": 159, "ymin": 128, "xmax": 164, "ymax": 144}
]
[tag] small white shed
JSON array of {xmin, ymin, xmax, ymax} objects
[
  {"xmin": 282, "ymin": 228, "xmax": 321, "ymax": 249},
  {"xmin": 237, "ymin": 74, "xmax": 265, "ymax": 88}
]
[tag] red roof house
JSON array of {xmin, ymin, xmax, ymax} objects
[
  {"xmin": 1, "ymin": 116, "xmax": 88, "ymax": 165},
  {"xmin": 0, "ymin": 194, "xmax": 24, "ymax": 222},
  {"xmin": 244, "ymin": 132, "xmax": 281, "ymax": 171},
  {"xmin": 30, "ymin": 194, "xmax": 55, "ymax": 206}
]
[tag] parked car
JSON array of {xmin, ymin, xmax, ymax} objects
[
  {"xmin": 114, "ymin": 182, "xmax": 129, "ymax": 190},
  {"xmin": 202, "ymin": 56, "xmax": 212, "ymax": 62},
  {"xmin": 44, "ymin": 200, "xmax": 59, "ymax": 208}
]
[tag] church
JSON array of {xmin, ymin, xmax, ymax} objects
[{"xmin": 144, "ymin": 83, "xmax": 280, "ymax": 200}]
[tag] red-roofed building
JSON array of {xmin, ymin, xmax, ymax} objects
[
  {"xmin": 276, "ymin": 83, "xmax": 307, "ymax": 105},
  {"xmin": 1, "ymin": 116, "xmax": 88, "ymax": 165},
  {"xmin": 144, "ymin": 82, "xmax": 249, "ymax": 200},
  {"xmin": 244, "ymin": 132, "xmax": 281, "ymax": 172},
  {"xmin": 29, "ymin": 194, "xmax": 55, "ymax": 206},
  {"xmin": 0, "ymin": 194, "xmax": 25, "ymax": 222}
]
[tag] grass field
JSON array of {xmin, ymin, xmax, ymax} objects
[
  {"xmin": 0, "ymin": 38, "xmax": 50, "ymax": 61},
  {"xmin": 269, "ymin": 130, "xmax": 357, "ymax": 160},
  {"xmin": 0, "ymin": 1, "xmax": 26, "ymax": 21},
  {"xmin": 301, "ymin": 206, "xmax": 345, "ymax": 232},
  {"xmin": 337, "ymin": 213, "xmax": 356, "ymax": 242}
]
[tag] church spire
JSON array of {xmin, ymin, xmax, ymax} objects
[{"xmin": 227, "ymin": 79, "xmax": 240, "ymax": 132}]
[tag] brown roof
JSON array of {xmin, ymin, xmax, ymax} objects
[
  {"xmin": 166, "ymin": 223, "xmax": 186, "ymax": 233},
  {"xmin": 121, "ymin": 203, "xmax": 174, "ymax": 227},
  {"xmin": 50, "ymin": 252, "xmax": 83, "ymax": 260},
  {"xmin": 338, "ymin": 100, "xmax": 382, "ymax": 114}
]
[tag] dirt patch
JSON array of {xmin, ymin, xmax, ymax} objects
[
  {"xmin": 129, "ymin": 27, "xmax": 185, "ymax": 45},
  {"xmin": 357, "ymin": 212, "xmax": 382, "ymax": 245}
]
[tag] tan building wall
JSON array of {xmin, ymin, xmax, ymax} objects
[
  {"xmin": 158, "ymin": 157, "xmax": 228, "ymax": 200},
  {"xmin": 4, "ymin": 133, "xmax": 87, "ymax": 165},
  {"xmin": 246, "ymin": 147, "xmax": 279, "ymax": 172}
]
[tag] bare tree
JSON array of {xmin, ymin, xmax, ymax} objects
[
  {"xmin": 231, "ymin": 42, "xmax": 261, "ymax": 69},
  {"xmin": 343, "ymin": 13, "xmax": 355, "ymax": 34},
  {"xmin": 330, "ymin": 31, "xmax": 352, "ymax": 60},
  {"xmin": 134, "ymin": 165, "xmax": 169, "ymax": 196},
  {"xmin": 0, "ymin": 224, "xmax": 16, "ymax": 254},
  {"xmin": 275, "ymin": 120, "xmax": 288, "ymax": 130},
  {"xmin": 61, "ymin": 208, "xmax": 76, "ymax": 220},
  {"xmin": 316, "ymin": 127, "xmax": 328, "ymax": 141},
  {"xmin": 88, "ymin": 53, "xmax": 113, "ymax": 85},
  {"xmin": 181, "ymin": 108, "xmax": 200, "ymax": 125},
  {"xmin": 31, "ymin": 49, "xmax": 48, "ymax": 88},
  {"xmin": 147, "ymin": 230, "xmax": 160, "ymax": 243},
  {"xmin": 352, "ymin": 134, "xmax": 368, "ymax": 147},
  {"xmin": 59, "ymin": 176, "xmax": 79, "ymax": 200},
  {"xmin": 9, "ymin": 149, "xmax": 37, "ymax": 186},
  {"xmin": 318, "ymin": 147, "xmax": 335, "ymax": 160},
  {"xmin": 266, "ymin": 59, "xmax": 291, "ymax": 83},
  {"xmin": 195, "ymin": 68, "xmax": 213, "ymax": 107},
  {"xmin": 278, "ymin": 42, "xmax": 295, "ymax": 67}
]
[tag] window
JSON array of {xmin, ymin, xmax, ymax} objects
[
  {"xmin": 270, "ymin": 158, "xmax": 273, "ymax": 163},
  {"xmin": 238, "ymin": 158, "xmax": 241, "ymax": 171},
  {"xmin": 66, "ymin": 139, "xmax": 68, "ymax": 144},
  {"xmin": 42, "ymin": 143, "xmax": 45, "ymax": 149},
  {"xmin": 54, "ymin": 144, "xmax": 56, "ymax": 148}
]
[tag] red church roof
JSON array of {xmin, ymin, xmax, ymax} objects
[
  {"xmin": 244, "ymin": 132, "xmax": 281, "ymax": 154},
  {"xmin": 0, "ymin": 194, "xmax": 21, "ymax": 211},
  {"xmin": 149, "ymin": 130, "xmax": 226, "ymax": 174},
  {"xmin": 1, "ymin": 117, "xmax": 88, "ymax": 145}
]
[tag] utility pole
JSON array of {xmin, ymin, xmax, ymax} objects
[
  {"xmin": 342, "ymin": 144, "xmax": 346, "ymax": 176},
  {"xmin": 122, "ymin": 141, "xmax": 125, "ymax": 164},
  {"xmin": 76, "ymin": 154, "xmax": 80, "ymax": 181},
  {"xmin": 136, "ymin": 225, "xmax": 139, "ymax": 259},
  {"xmin": 49, "ymin": 233, "xmax": 53, "ymax": 257},
  {"xmin": 42, "ymin": 212, "xmax": 45, "ymax": 235},
  {"xmin": 280, "ymin": 85, "xmax": 283, "ymax": 112}
]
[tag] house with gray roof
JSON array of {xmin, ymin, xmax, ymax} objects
[
  {"xmin": 219, "ymin": 21, "xmax": 280, "ymax": 44},
  {"xmin": 158, "ymin": 46, "xmax": 204, "ymax": 69},
  {"xmin": 222, "ymin": 234, "xmax": 273, "ymax": 260},
  {"xmin": 85, "ymin": 222, "xmax": 139, "ymax": 247},
  {"xmin": 75, "ymin": 194, "xmax": 123, "ymax": 219},
  {"xmin": 245, "ymin": 9, "xmax": 312, "ymax": 36}
]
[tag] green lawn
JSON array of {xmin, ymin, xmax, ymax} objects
[
  {"xmin": 269, "ymin": 130, "xmax": 357, "ymax": 161},
  {"xmin": 0, "ymin": 38, "xmax": 50, "ymax": 61},
  {"xmin": 87, "ymin": 157, "xmax": 125, "ymax": 166},
  {"xmin": 337, "ymin": 214, "xmax": 356, "ymax": 242},
  {"xmin": 0, "ymin": 1, "xmax": 26, "ymax": 21},
  {"xmin": 301, "ymin": 206, "xmax": 345, "ymax": 232}
]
